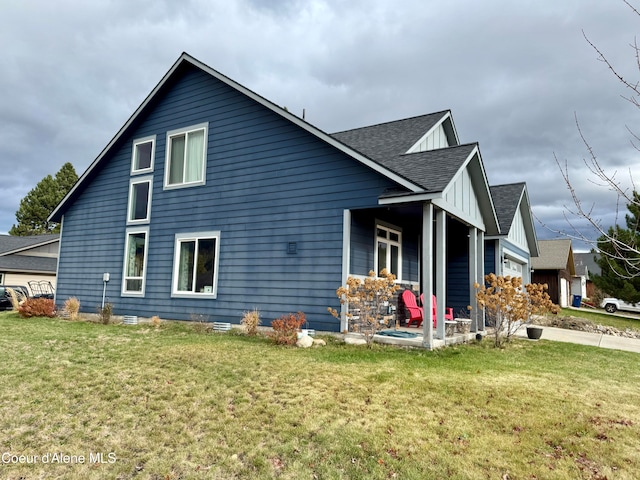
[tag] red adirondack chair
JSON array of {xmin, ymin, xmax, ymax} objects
[
  {"xmin": 402, "ymin": 290, "xmax": 424, "ymax": 328},
  {"xmin": 420, "ymin": 293, "xmax": 454, "ymax": 325}
]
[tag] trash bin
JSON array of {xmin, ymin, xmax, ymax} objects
[{"xmin": 572, "ymin": 295, "xmax": 582, "ymax": 308}]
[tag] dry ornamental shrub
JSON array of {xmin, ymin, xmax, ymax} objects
[
  {"xmin": 150, "ymin": 315, "xmax": 162, "ymax": 327},
  {"xmin": 329, "ymin": 268, "xmax": 401, "ymax": 347},
  {"xmin": 63, "ymin": 297, "xmax": 81, "ymax": 320},
  {"xmin": 475, "ymin": 274, "xmax": 559, "ymax": 347},
  {"xmin": 6, "ymin": 287, "xmax": 25, "ymax": 311},
  {"xmin": 99, "ymin": 303, "xmax": 113, "ymax": 325},
  {"xmin": 269, "ymin": 311, "xmax": 306, "ymax": 345},
  {"xmin": 241, "ymin": 309, "xmax": 261, "ymax": 335},
  {"xmin": 18, "ymin": 298, "xmax": 56, "ymax": 318}
]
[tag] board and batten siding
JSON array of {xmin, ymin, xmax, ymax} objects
[{"xmin": 55, "ymin": 64, "xmax": 399, "ymax": 331}]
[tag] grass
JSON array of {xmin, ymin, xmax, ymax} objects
[
  {"xmin": 0, "ymin": 312, "xmax": 639, "ymax": 479},
  {"xmin": 560, "ymin": 307, "xmax": 640, "ymax": 332}
]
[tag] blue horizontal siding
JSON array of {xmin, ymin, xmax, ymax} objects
[{"xmin": 56, "ymin": 64, "xmax": 399, "ymax": 331}]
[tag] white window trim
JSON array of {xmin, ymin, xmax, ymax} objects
[
  {"xmin": 164, "ymin": 122, "xmax": 208, "ymax": 189},
  {"xmin": 171, "ymin": 230, "xmax": 221, "ymax": 299},
  {"xmin": 122, "ymin": 227, "xmax": 149, "ymax": 297},
  {"xmin": 374, "ymin": 222, "xmax": 403, "ymax": 280},
  {"xmin": 126, "ymin": 176, "xmax": 153, "ymax": 225},
  {"xmin": 131, "ymin": 135, "xmax": 156, "ymax": 175}
]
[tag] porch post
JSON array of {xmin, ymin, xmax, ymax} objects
[
  {"xmin": 421, "ymin": 203, "xmax": 434, "ymax": 349},
  {"xmin": 435, "ymin": 208, "xmax": 446, "ymax": 340},
  {"xmin": 468, "ymin": 226, "xmax": 478, "ymax": 332},
  {"xmin": 476, "ymin": 230, "xmax": 485, "ymax": 332},
  {"xmin": 340, "ymin": 210, "xmax": 351, "ymax": 333}
]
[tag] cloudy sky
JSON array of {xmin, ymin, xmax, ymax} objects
[{"xmin": 2, "ymin": 0, "xmax": 640, "ymax": 251}]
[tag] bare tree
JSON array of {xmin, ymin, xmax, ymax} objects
[{"xmin": 548, "ymin": 0, "xmax": 640, "ymax": 278}]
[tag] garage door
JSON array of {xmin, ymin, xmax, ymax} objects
[{"xmin": 503, "ymin": 258, "xmax": 524, "ymax": 279}]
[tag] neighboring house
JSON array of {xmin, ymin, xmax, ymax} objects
[
  {"xmin": 49, "ymin": 53, "xmax": 535, "ymax": 347},
  {"xmin": 0, "ymin": 234, "xmax": 59, "ymax": 294},
  {"xmin": 531, "ymin": 239, "xmax": 576, "ymax": 307},
  {"xmin": 485, "ymin": 183, "xmax": 539, "ymax": 284},
  {"xmin": 573, "ymin": 252, "xmax": 601, "ymax": 300}
]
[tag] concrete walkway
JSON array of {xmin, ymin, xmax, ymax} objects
[{"xmin": 513, "ymin": 325, "xmax": 640, "ymax": 354}]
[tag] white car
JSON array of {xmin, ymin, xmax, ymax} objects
[{"xmin": 601, "ymin": 297, "xmax": 640, "ymax": 314}]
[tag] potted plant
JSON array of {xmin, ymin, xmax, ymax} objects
[
  {"xmin": 454, "ymin": 306, "xmax": 473, "ymax": 334},
  {"xmin": 526, "ymin": 325, "xmax": 543, "ymax": 340}
]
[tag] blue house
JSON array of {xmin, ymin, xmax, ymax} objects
[
  {"xmin": 50, "ymin": 53, "xmax": 532, "ymax": 347},
  {"xmin": 485, "ymin": 183, "xmax": 539, "ymax": 284}
]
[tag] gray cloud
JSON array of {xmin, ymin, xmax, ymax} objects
[{"xmin": 1, "ymin": 0, "xmax": 639, "ymax": 253}]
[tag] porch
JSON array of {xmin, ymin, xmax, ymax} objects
[
  {"xmin": 345, "ymin": 326, "xmax": 486, "ymax": 349},
  {"xmin": 341, "ymin": 200, "xmax": 491, "ymax": 349}
]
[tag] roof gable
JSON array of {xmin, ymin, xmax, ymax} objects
[
  {"xmin": 489, "ymin": 183, "xmax": 539, "ymax": 256},
  {"xmin": 50, "ymin": 53, "xmax": 427, "ymax": 222},
  {"xmin": 531, "ymin": 239, "xmax": 575, "ymax": 274}
]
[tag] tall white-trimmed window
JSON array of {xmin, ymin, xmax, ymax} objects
[
  {"xmin": 131, "ymin": 135, "xmax": 155, "ymax": 174},
  {"xmin": 172, "ymin": 231, "xmax": 220, "ymax": 298},
  {"xmin": 375, "ymin": 223, "xmax": 402, "ymax": 279},
  {"xmin": 122, "ymin": 228, "xmax": 149, "ymax": 295},
  {"xmin": 165, "ymin": 123, "xmax": 208, "ymax": 188},
  {"xmin": 127, "ymin": 176, "xmax": 152, "ymax": 224}
]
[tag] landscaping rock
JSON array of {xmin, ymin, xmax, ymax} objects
[
  {"xmin": 537, "ymin": 315, "xmax": 640, "ymax": 339},
  {"xmin": 344, "ymin": 334, "xmax": 367, "ymax": 346},
  {"xmin": 296, "ymin": 335, "xmax": 314, "ymax": 348},
  {"xmin": 312, "ymin": 338, "xmax": 326, "ymax": 347}
]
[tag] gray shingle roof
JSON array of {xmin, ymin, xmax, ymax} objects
[
  {"xmin": 331, "ymin": 111, "xmax": 448, "ymax": 162},
  {"xmin": 490, "ymin": 183, "xmax": 525, "ymax": 233},
  {"xmin": 332, "ymin": 112, "xmax": 474, "ymax": 193},
  {"xmin": 382, "ymin": 144, "xmax": 478, "ymax": 193},
  {"xmin": 0, "ymin": 234, "xmax": 59, "ymax": 255},
  {"xmin": 531, "ymin": 239, "xmax": 574, "ymax": 272},
  {"xmin": 0, "ymin": 255, "xmax": 57, "ymax": 273}
]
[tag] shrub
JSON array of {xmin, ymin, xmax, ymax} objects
[
  {"xmin": 269, "ymin": 311, "xmax": 306, "ymax": 345},
  {"xmin": 18, "ymin": 298, "xmax": 56, "ymax": 318},
  {"xmin": 99, "ymin": 303, "xmax": 113, "ymax": 325},
  {"xmin": 328, "ymin": 269, "xmax": 401, "ymax": 347},
  {"xmin": 475, "ymin": 274, "xmax": 559, "ymax": 347},
  {"xmin": 6, "ymin": 287, "xmax": 25, "ymax": 311},
  {"xmin": 190, "ymin": 313, "xmax": 211, "ymax": 334},
  {"xmin": 241, "ymin": 309, "xmax": 261, "ymax": 335},
  {"xmin": 150, "ymin": 315, "xmax": 162, "ymax": 328},
  {"xmin": 63, "ymin": 297, "xmax": 81, "ymax": 321}
]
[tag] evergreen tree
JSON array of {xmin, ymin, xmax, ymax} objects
[
  {"xmin": 9, "ymin": 162, "xmax": 78, "ymax": 236},
  {"xmin": 592, "ymin": 191, "xmax": 640, "ymax": 303}
]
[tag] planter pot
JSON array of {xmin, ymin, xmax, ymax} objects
[
  {"xmin": 526, "ymin": 326, "xmax": 543, "ymax": 340},
  {"xmin": 455, "ymin": 318, "xmax": 472, "ymax": 334}
]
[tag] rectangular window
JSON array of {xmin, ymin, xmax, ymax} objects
[
  {"xmin": 122, "ymin": 228, "xmax": 149, "ymax": 295},
  {"xmin": 165, "ymin": 123, "xmax": 208, "ymax": 188},
  {"xmin": 131, "ymin": 136, "xmax": 155, "ymax": 174},
  {"xmin": 375, "ymin": 223, "xmax": 402, "ymax": 279},
  {"xmin": 172, "ymin": 231, "xmax": 220, "ymax": 297},
  {"xmin": 127, "ymin": 176, "xmax": 152, "ymax": 224}
]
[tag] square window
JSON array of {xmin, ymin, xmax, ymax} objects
[
  {"xmin": 165, "ymin": 124, "xmax": 208, "ymax": 188},
  {"xmin": 131, "ymin": 136, "xmax": 155, "ymax": 174},
  {"xmin": 172, "ymin": 231, "xmax": 220, "ymax": 297}
]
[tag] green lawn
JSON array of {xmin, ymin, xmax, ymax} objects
[{"xmin": 0, "ymin": 312, "xmax": 639, "ymax": 479}]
